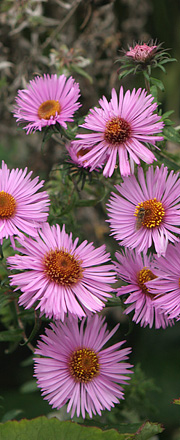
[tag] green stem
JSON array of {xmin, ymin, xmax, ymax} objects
[
  {"xmin": 14, "ymin": 300, "xmax": 36, "ymax": 353},
  {"xmin": 144, "ymin": 77, "xmax": 150, "ymax": 94}
]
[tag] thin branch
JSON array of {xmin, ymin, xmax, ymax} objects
[
  {"xmin": 55, "ymin": 0, "xmax": 71, "ymax": 9},
  {"xmin": 41, "ymin": 0, "xmax": 83, "ymax": 50}
]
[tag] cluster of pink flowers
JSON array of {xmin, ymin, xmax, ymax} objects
[
  {"xmin": 107, "ymin": 164, "xmax": 180, "ymax": 328},
  {"xmin": 4, "ymin": 151, "xmax": 132, "ymax": 418},
  {"xmin": 6, "ymin": 45, "xmax": 178, "ymax": 419}
]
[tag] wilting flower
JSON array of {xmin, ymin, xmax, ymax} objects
[
  {"xmin": 14, "ymin": 74, "xmax": 81, "ymax": 134},
  {"xmin": 146, "ymin": 242, "xmax": 180, "ymax": 320},
  {"xmin": 107, "ymin": 165, "xmax": 180, "ymax": 256},
  {"xmin": 126, "ymin": 43, "xmax": 157, "ymax": 63},
  {"xmin": 74, "ymin": 87, "xmax": 163, "ymax": 177},
  {"xmin": 34, "ymin": 314, "xmax": 132, "ymax": 418},
  {"xmin": 114, "ymin": 248, "xmax": 173, "ymax": 328},
  {"xmin": 8, "ymin": 223, "xmax": 116, "ymax": 320},
  {"xmin": 0, "ymin": 161, "xmax": 49, "ymax": 246}
]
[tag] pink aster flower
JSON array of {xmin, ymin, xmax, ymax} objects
[
  {"xmin": 7, "ymin": 223, "xmax": 116, "ymax": 320},
  {"xmin": 126, "ymin": 43, "xmax": 157, "ymax": 62},
  {"xmin": 146, "ymin": 242, "xmax": 180, "ymax": 320},
  {"xmin": 66, "ymin": 141, "xmax": 92, "ymax": 168},
  {"xmin": 34, "ymin": 314, "xmax": 132, "ymax": 418},
  {"xmin": 74, "ymin": 86, "xmax": 164, "ymax": 177},
  {"xmin": 0, "ymin": 161, "xmax": 49, "ymax": 246},
  {"xmin": 66, "ymin": 141, "xmax": 105, "ymax": 171},
  {"xmin": 114, "ymin": 248, "xmax": 173, "ymax": 329},
  {"xmin": 107, "ymin": 165, "xmax": 180, "ymax": 256},
  {"xmin": 14, "ymin": 74, "xmax": 81, "ymax": 134}
]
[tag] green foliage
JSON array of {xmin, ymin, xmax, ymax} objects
[
  {"xmin": 118, "ymin": 43, "xmax": 176, "ymax": 81},
  {"xmin": 0, "ymin": 416, "xmax": 164, "ymax": 440},
  {"xmin": 122, "ymin": 364, "xmax": 160, "ymax": 421}
]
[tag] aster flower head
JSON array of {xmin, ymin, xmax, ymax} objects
[
  {"xmin": 0, "ymin": 161, "xmax": 49, "ymax": 246},
  {"xmin": 7, "ymin": 223, "xmax": 116, "ymax": 321},
  {"xmin": 126, "ymin": 42, "xmax": 158, "ymax": 63},
  {"xmin": 74, "ymin": 87, "xmax": 163, "ymax": 178},
  {"xmin": 34, "ymin": 314, "xmax": 132, "ymax": 418},
  {"xmin": 118, "ymin": 41, "xmax": 175, "ymax": 78},
  {"xmin": 107, "ymin": 164, "xmax": 180, "ymax": 256},
  {"xmin": 66, "ymin": 141, "xmax": 89, "ymax": 168},
  {"xmin": 14, "ymin": 74, "xmax": 81, "ymax": 134},
  {"xmin": 114, "ymin": 248, "xmax": 173, "ymax": 329},
  {"xmin": 66, "ymin": 141, "xmax": 106, "ymax": 171},
  {"xmin": 146, "ymin": 242, "xmax": 180, "ymax": 320}
]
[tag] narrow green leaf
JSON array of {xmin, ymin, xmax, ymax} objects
[
  {"xmin": 0, "ymin": 329, "xmax": 22, "ymax": 342},
  {"xmin": 1, "ymin": 409, "xmax": 23, "ymax": 423},
  {"xmin": 118, "ymin": 68, "xmax": 135, "ymax": 79},
  {"xmin": 150, "ymin": 77, "xmax": 164, "ymax": 91},
  {"xmin": 160, "ymin": 58, "xmax": 177, "ymax": 64},
  {"xmin": 155, "ymin": 150, "xmax": 180, "ymax": 171},
  {"xmin": 161, "ymin": 110, "xmax": 174, "ymax": 119},
  {"xmin": 71, "ymin": 65, "xmax": 93, "ymax": 84},
  {"xmin": 19, "ymin": 380, "xmax": 38, "ymax": 394},
  {"xmin": 149, "ymin": 85, "xmax": 158, "ymax": 101},
  {"xmin": 20, "ymin": 355, "xmax": 34, "ymax": 367},
  {"xmin": 163, "ymin": 126, "xmax": 180, "ymax": 143},
  {"xmin": 157, "ymin": 64, "xmax": 166, "ymax": 73}
]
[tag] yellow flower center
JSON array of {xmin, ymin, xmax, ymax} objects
[
  {"xmin": 104, "ymin": 117, "xmax": 131, "ymax": 145},
  {"xmin": 38, "ymin": 100, "xmax": 61, "ymax": 120},
  {"xmin": 43, "ymin": 249, "xmax": 83, "ymax": 285},
  {"xmin": 137, "ymin": 267, "xmax": 157, "ymax": 297},
  {"xmin": 134, "ymin": 198, "xmax": 165, "ymax": 229},
  {"xmin": 69, "ymin": 348, "xmax": 100, "ymax": 383},
  {"xmin": 0, "ymin": 191, "xmax": 16, "ymax": 219}
]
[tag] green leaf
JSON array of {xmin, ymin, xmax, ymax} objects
[
  {"xmin": 149, "ymin": 85, "xmax": 158, "ymax": 101},
  {"xmin": 142, "ymin": 71, "xmax": 150, "ymax": 82},
  {"xmin": 70, "ymin": 65, "xmax": 93, "ymax": 84},
  {"xmin": 0, "ymin": 417, "xmax": 133, "ymax": 440},
  {"xmin": 160, "ymin": 58, "xmax": 177, "ymax": 64},
  {"xmin": 160, "ymin": 110, "xmax": 174, "ymax": 120},
  {"xmin": 163, "ymin": 126, "xmax": 180, "ymax": 143},
  {"xmin": 0, "ymin": 417, "xmax": 164, "ymax": 440},
  {"xmin": 157, "ymin": 64, "xmax": 166, "ymax": 73},
  {"xmin": 19, "ymin": 380, "xmax": 38, "ymax": 394},
  {"xmin": 155, "ymin": 150, "xmax": 180, "ymax": 171},
  {"xmin": 0, "ymin": 329, "xmax": 22, "ymax": 342},
  {"xmin": 1, "ymin": 409, "xmax": 23, "ymax": 423},
  {"xmin": 134, "ymin": 421, "xmax": 164, "ymax": 439},
  {"xmin": 20, "ymin": 355, "xmax": 34, "ymax": 367},
  {"xmin": 118, "ymin": 68, "xmax": 135, "ymax": 79},
  {"xmin": 150, "ymin": 77, "xmax": 164, "ymax": 91}
]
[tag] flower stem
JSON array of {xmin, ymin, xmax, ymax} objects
[
  {"xmin": 15, "ymin": 300, "xmax": 36, "ymax": 353},
  {"xmin": 144, "ymin": 77, "xmax": 150, "ymax": 94}
]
